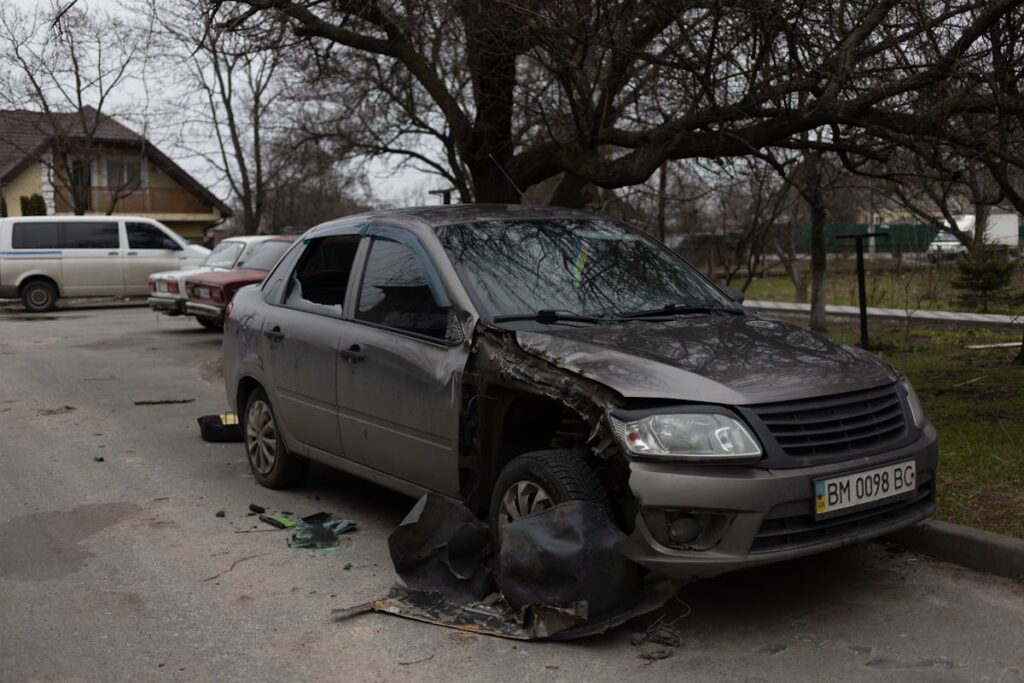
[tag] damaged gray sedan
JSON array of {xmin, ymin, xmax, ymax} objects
[{"xmin": 222, "ymin": 205, "xmax": 936, "ymax": 581}]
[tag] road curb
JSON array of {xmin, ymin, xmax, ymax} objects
[{"xmin": 882, "ymin": 519, "xmax": 1024, "ymax": 579}]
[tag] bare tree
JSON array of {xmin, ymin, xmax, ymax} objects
[
  {"xmin": 0, "ymin": 2, "xmax": 147, "ymax": 215},
  {"xmin": 206, "ymin": 1, "xmax": 1024, "ymax": 210},
  {"xmin": 141, "ymin": 0, "xmax": 287, "ymax": 233}
]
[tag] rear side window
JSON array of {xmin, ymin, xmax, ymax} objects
[
  {"xmin": 356, "ymin": 238, "xmax": 449, "ymax": 339},
  {"xmin": 283, "ymin": 235, "xmax": 361, "ymax": 317},
  {"xmin": 127, "ymin": 222, "xmax": 174, "ymax": 250},
  {"xmin": 62, "ymin": 222, "xmax": 119, "ymax": 249},
  {"xmin": 12, "ymin": 222, "xmax": 60, "ymax": 249}
]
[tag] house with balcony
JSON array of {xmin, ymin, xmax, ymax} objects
[{"xmin": 0, "ymin": 107, "xmax": 232, "ymax": 240}]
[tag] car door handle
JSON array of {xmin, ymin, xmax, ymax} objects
[
  {"xmin": 338, "ymin": 344, "xmax": 364, "ymax": 363},
  {"xmin": 127, "ymin": 251, "xmax": 138, "ymax": 256},
  {"xmin": 107, "ymin": 251, "xmax": 119, "ymax": 256},
  {"xmin": 264, "ymin": 326, "xmax": 285, "ymax": 341}
]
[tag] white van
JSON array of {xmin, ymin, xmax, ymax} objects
[{"xmin": 0, "ymin": 216, "xmax": 209, "ymax": 312}]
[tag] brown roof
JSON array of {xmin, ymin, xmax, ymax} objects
[{"xmin": 0, "ymin": 106, "xmax": 232, "ymax": 216}]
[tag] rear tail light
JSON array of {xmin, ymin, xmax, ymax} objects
[
  {"xmin": 148, "ymin": 280, "xmax": 155, "ymax": 292},
  {"xmin": 225, "ymin": 301, "xmax": 234, "ymax": 320},
  {"xmin": 168, "ymin": 282, "xmax": 180, "ymax": 294}
]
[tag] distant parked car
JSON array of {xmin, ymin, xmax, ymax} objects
[
  {"xmin": 148, "ymin": 236, "xmax": 274, "ymax": 328},
  {"xmin": 0, "ymin": 216, "xmax": 208, "ymax": 312},
  {"xmin": 184, "ymin": 235, "xmax": 298, "ymax": 330},
  {"xmin": 926, "ymin": 231, "xmax": 968, "ymax": 261}
]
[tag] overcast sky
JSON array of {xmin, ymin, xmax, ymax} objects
[{"xmin": 7, "ymin": 0, "xmax": 441, "ymax": 211}]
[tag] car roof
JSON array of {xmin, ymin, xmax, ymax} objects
[
  {"xmin": 314, "ymin": 204, "xmax": 603, "ymax": 232},
  {"xmin": 2, "ymin": 215, "xmax": 162, "ymax": 223}
]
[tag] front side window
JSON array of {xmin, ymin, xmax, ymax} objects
[
  {"xmin": 12, "ymin": 222, "xmax": 61, "ymax": 249},
  {"xmin": 283, "ymin": 235, "xmax": 361, "ymax": 317},
  {"xmin": 62, "ymin": 222, "xmax": 119, "ymax": 249},
  {"xmin": 356, "ymin": 238, "xmax": 449, "ymax": 339},
  {"xmin": 436, "ymin": 218, "xmax": 736, "ymax": 319},
  {"xmin": 203, "ymin": 241, "xmax": 244, "ymax": 268},
  {"xmin": 127, "ymin": 222, "xmax": 175, "ymax": 250}
]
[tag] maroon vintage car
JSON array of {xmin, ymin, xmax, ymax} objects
[{"xmin": 184, "ymin": 235, "xmax": 298, "ymax": 330}]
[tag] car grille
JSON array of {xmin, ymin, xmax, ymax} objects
[
  {"xmin": 749, "ymin": 476, "xmax": 934, "ymax": 554},
  {"xmin": 750, "ymin": 384, "xmax": 907, "ymax": 459}
]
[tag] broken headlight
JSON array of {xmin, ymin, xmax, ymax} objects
[{"xmin": 609, "ymin": 412, "xmax": 762, "ymax": 461}]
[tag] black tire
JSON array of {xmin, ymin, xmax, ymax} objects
[
  {"xmin": 489, "ymin": 450, "xmax": 610, "ymax": 546},
  {"xmin": 21, "ymin": 280, "xmax": 59, "ymax": 312},
  {"xmin": 197, "ymin": 316, "xmax": 223, "ymax": 332},
  {"xmin": 241, "ymin": 386, "xmax": 307, "ymax": 489}
]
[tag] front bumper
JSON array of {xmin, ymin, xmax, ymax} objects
[
  {"xmin": 147, "ymin": 296, "xmax": 185, "ymax": 315},
  {"xmin": 185, "ymin": 301, "xmax": 225, "ymax": 322},
  {"xmin": 620, "ymin": 424, "xmax": 938, "ymax": 581}
]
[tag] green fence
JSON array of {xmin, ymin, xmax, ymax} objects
[{"xmin": 770, "ymin": 223, "xmax": 940, "ymax": 252}]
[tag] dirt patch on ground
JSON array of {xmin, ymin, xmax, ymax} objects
[
  {"xmin": 198, "ymin": 358, "xmax": 223, "ymax": 385},
  {"xmin": 36, "ymin": 405, "xmax": 76, "ymax": 416}
]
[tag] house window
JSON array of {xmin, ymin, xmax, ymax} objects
[{"xmin": 106, "ymin": 158, "xmax": 142, "ymax": 190}]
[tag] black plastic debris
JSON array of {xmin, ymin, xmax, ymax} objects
[
  {"xmin": 289, "ymin": 515, "xmax": 357, "ymax": 549},
  {"xmin": 387, "ymin": 494, "xmax": 492, "ymax": 603},
  {"xmin": 355, "ymin": 494, "xmax": 676, "ymax": 640},
  {"xmin": 248, "ymin": 504, "xmax": 266, "ymax": 514},
  {"xmin": 497, "ymin": 501, "xmax": 640, "ymax": 617},
  {"xmin": 197, "ymin": 413, "xmax": 243, "ymax": 442}
]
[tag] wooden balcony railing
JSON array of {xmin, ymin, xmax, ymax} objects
[{"xmin": 54, "ymin": 187, "xmax": 213, "ymax": 215}]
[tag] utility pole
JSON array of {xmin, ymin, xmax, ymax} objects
[{"xmin": 656, "ymin": 162, "xmax": 667, "ymax": 243}]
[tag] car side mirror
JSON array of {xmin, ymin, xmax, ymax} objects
[
  {"xmin": 163, "ymin": 238, "xmax": 182, "ymax": 251},
  {"xmin": 720, "ymin": 285, "xmax": 745, "ymax": 304}
]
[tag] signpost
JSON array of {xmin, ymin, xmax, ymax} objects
[{"xmin": 837, "ymin": 232, "xmax": 890, "ymax": 349}]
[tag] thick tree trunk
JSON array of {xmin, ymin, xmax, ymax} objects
[
  {"xmin": 809, "ymin": 200, "xmax": 828, "ymax": 331},
  {"xmin": 972, "ymin": 202, "xmax": 990, "ymax": 253},
  {"xmin": 549, "ymin": 172, "xmax": 591, "ymax": 208}
]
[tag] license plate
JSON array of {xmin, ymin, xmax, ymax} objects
[
  {"xmin": 156, "ymin": 281, "xmax": 168, "ymax": 292},
  {"xmin": 814, "ymin": 460, "xmax": 916, "ymax": 518},
  {"xmin": 195, "ymin": 287, "xmax": 210, "ymax": 299}
]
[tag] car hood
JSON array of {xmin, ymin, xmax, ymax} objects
[
  {"xmin": 512, "ymin": 315, "xmax": 897, "ymax": 405},
  {"xmin": 187, "ymin": 268, "xmax": 269, "ymax": 287},
  {"xmin": 151, "ymin": 266, "xmax": 224, "ymax": 283}
]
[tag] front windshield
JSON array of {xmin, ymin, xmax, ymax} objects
[
  {"xmin": 203, "ymin": 240, "xmax": 244, "ymax": 268},
  {"xmin": 240, "ymin": 239, "xmax": 292, "ymax": 271},
  {"xmin": 436, "ymin": 218, "xmax": 736, "ymax": 319}
]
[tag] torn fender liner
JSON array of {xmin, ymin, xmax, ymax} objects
[
  {"xmin": 387, "ymin": 493, "xmax": 493, "ymax": 603},
  {"xmin": 361, "ymin": 495, "xmax": 676, "ymax": 640},
  {"xmin": 497, "ymin": 501, "xmax": 640, "ymax": 618},
  {"xmin": 289, "ymin": 515, "xmax": 356, "ymax": 550}
]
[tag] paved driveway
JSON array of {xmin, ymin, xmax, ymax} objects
[{"xmin": 1, "ymin": 306, "xmax": 1022, "ymax": 682}]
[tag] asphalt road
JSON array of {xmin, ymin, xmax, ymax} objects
[{"xmin": 1, "ymin": 305, "xmax": 1023, "ymax": 683}]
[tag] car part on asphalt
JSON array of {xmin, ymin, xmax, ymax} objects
[
  {"xmin": 197, "ymin": 412, "xmax": 243, "ymax": 442},
  {"xmin": 134, "ymin": 398, "xmax": 195, "ymax": 405},
  {"xmin": 259, "ymin": 514, "xmax": 295, "ymax": 529},
  {"xmin": 288, "ymin": 515, "xmax": 357, "ymax": 549},
  {"xmin": 344, "ymin": 494, "xmax": 675, "ymax": 640},
  {"xmin": 388, "ymin": 493, "xmax": 493, "ymax": 604}
]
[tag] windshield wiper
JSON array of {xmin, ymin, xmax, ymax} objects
[
  {"xmin": 617, "ymin": 303, "xmax": 744, "ymax": 319},
  {"xmin": 492, "ymin": 309, "xmax": 604, "ymax": 325}
]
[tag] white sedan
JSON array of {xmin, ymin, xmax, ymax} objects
[{"xmin": 148, "ymin": 236, "xmax": 273, "ymax": 327}]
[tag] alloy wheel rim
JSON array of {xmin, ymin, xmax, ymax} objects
[
  {"xmin": 498, "ymin": 480, "xmax": 554, "ymax": 526},
  {"xmin": 245, "ymin": 399, "xmax": 277, "ymax": 475}
]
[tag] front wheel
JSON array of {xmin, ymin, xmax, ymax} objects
[
  {"xmin": 242, "ymin": 387, "xmax": 307, "ymax": 489},
  {"xmin": 489, "ymin": 450, "xmax": 610, "ymax": 547},
  {"xmin": 21, "ymin": 280, "xmax": 59, "ymax": 312}
]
